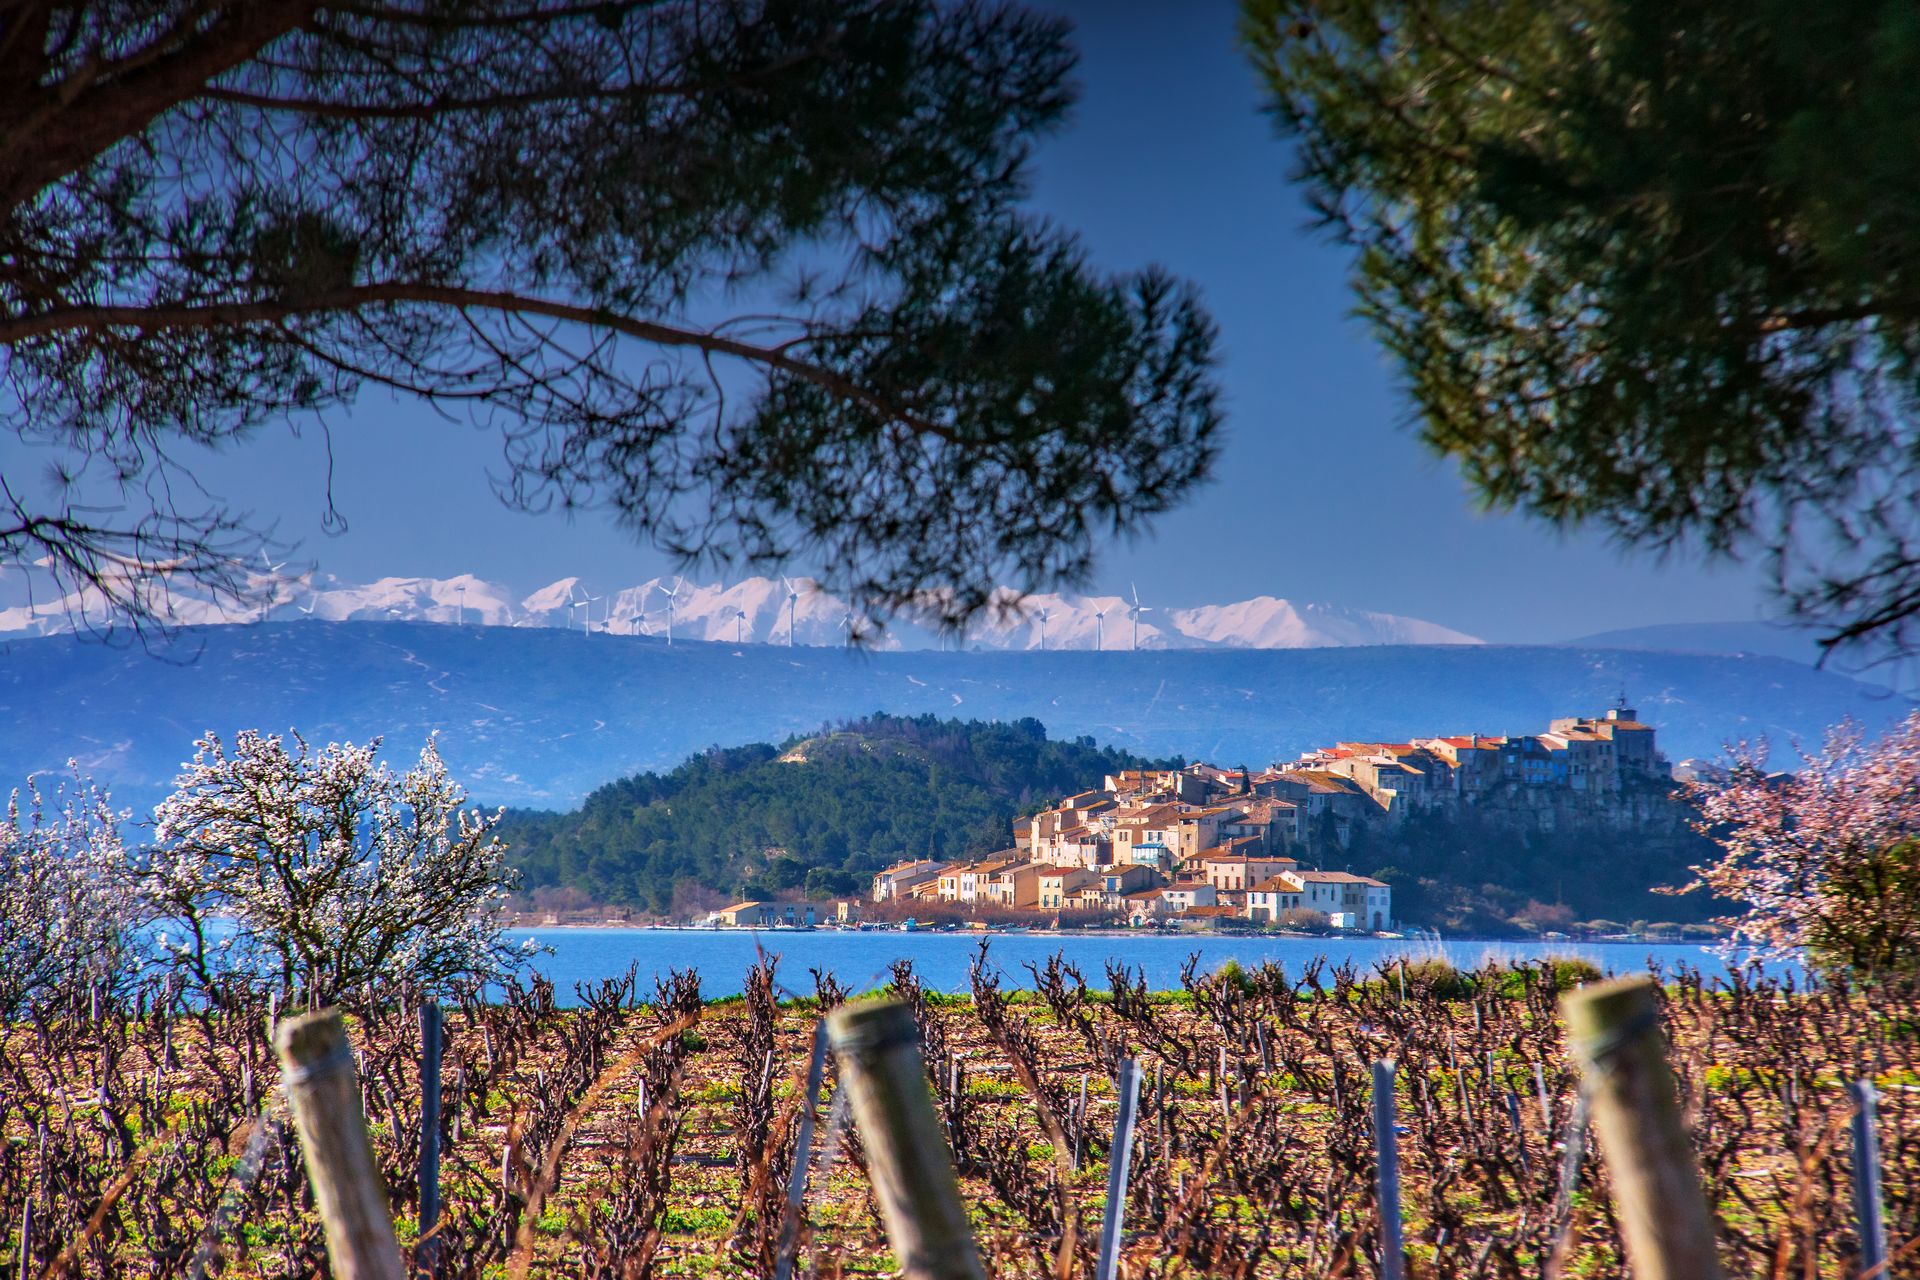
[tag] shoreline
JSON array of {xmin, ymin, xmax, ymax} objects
[{"xmin": 502, "ymin": 919, "xmax": 1714, "ymax": 947}]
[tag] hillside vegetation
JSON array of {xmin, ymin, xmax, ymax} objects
[
  {"xmin": 501, "ymin": 715, "xmax": 1176, "ymax": 912},
  {"xmin": 503, "ymin": 712, "xmax": 1724, "ymax": 930},
  {"xmin": 1342, "ymin": 793, "xmax": 1720, "ymax": 935}
]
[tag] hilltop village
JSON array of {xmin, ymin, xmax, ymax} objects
[{"xmin": 705, "ymin": 702, "xmax": 1671, "ymax": 932}]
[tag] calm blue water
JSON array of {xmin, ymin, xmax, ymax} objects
[{"xmin": 506, "ymin": 928, "xmax": 1788, "ymax": 1001}]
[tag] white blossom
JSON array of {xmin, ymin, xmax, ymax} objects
[
  {"xmin": 0, "ymin": 766, "xmax": 144, "ymax": 1014},
  {"xmin": 1682, "ymin": 710, "xmax": 1920, "ymax": 979},
  {"xmin": 148, "ymin": 729, "xmax": 523, "ymax": 1002}
]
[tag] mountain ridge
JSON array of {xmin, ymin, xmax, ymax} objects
[
  {"xmin": 0, "ymin": 569, "xmax": 1481, "ymax": 651},
  {"xmin": 0, "ymin": 621, "xmax": 1908, "ymax": 815}
]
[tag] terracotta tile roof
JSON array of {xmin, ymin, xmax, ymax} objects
[
  {"xmin": 878, "ymin": 859, "xmax": 943, "ymax": 876},
  {"xmin": 1287, "ymin": 871, "xmax": 1389, "ymax": 887},
  {"xmin": 1284, "ymin": 770, "xmax": 1366, "ymax": 793},
  {"xmin": 1198, "ymin": 839, "xmax": 1282, "ymax": 861}
]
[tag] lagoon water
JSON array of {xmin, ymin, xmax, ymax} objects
[{"xmin": 507, "ymin": 927, "xmax": 1781, "ymax": 1001}]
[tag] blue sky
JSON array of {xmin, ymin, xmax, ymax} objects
[{"xmin": 14, "ymin": 3, "xmax": 1776, "ymax": 643}]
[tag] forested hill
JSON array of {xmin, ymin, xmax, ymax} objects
[{"xmin": 499, "ymin": 715, "xmax": 1179, "ymax": 913}]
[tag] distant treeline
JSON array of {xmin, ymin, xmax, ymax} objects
[{"xmin": 499, "ymin": 714, "xmax": 1179, "ymax": 913}]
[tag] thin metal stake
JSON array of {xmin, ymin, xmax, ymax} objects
[
  {"xmin": 1075, "ymin": 1073, "xmax": 1089, "ymax": 1170},
  {"xmin": 417, "ymin": 1002, "xmax": 443, "ymax": 1276},
  {"xmin": 774, "ymin": 1022, "xmax": 831, "ymax": 1280},
  {"xmin": 1372, "ymin": 1060, "xmax": 1405, "ymax": 1280},
  {"xmin": 1849, "ymin": 1079, "xmax": 1887, "ymax": 1279},
  {"xmin": 1552, "ymin": 1086, "xmax": 1591, "ymax": 1235},
  {"xmin": 1505, "ymin": 1090, "xmax": 1530, "ymax": 1175},
  {"xmin": 1097, "ymin": 1059, "xmax": 1142, "ymax": 1280}
]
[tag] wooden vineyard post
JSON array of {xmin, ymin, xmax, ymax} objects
[
  {"xmin": 417, "ymin": 1002, "xmax": 444, "ymax": 1276},
  {"xmin": 1849, "ymin": 1080, "xmax": 1888, "ymax": 1278},
  {"xmin": 1372, "ymin": 1060, "xmax": 1405, "ymax": 1280},
  {"xmin": 276, "ymin": 1010, "xmax": 406, "ymax": 1280},
  {"xmin": 1561, "ymin": 977, "xmax": 1722, "ymax": 1280},
  {"xmin": 825, "ymin": 1000, "xmax": 985, "ymax": 1280}
]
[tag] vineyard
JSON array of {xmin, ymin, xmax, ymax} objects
[{"xmin": 4, "ymin": 950, "xmax": 1915, "ymax": 1278}]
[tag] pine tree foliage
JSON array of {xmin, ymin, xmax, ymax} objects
[
  {"xmin": 1243, "ymin": 0, "xmax": 1920, "ymax": 662},
  {"xmin": 1, "ymin": 2, "xmax": 1221, "ymax": 636}
]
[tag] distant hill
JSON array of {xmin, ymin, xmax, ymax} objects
[
  {"xmin": 503, "ymin": 714, "xmax": 1724, "ymax": 930},
  {"xmin": 500, "ymin": 714, "xmax": 1176, "ymax": 912},
  {"xmin": 1557, "ymin": 621, "xmax": 1823, "ymax": 663},
  {"xmin": 1556, "ymin": 621, "xmax": 1911, "ymax": 691},
  {"xmin": 0, "ymin": 621, "xmax": 1909, "ymax": 814}
]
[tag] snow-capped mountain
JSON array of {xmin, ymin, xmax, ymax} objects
[{"xmin": 0, "ymin": 568, "xmax": 1482, "ymax": 651}]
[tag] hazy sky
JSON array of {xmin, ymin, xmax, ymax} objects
[{"xmin": 11, "ymin": 4, "xmax": 1778, "ymax": 643}]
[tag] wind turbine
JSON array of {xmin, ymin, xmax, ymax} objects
[
  {"xmin": 298, "ymin": 596, "xmax": 317, "ymax": 619},
  {"xmin": 567, "ymin": 586, "xmax": 595, "ymax": 635},
  {"xmin": 781, "ymin": 576, "xmax": 799, "ymax": 647},
  {"xmin": 662, "ymin": 576, "xmax": 683, "ymax": 645},
  {"xmin": 1128, "ymin": 582, "xmax": 1152, "ymax": 651},
  {"xmin": 1037, "ymin": 607, "xmax": 1051, "ymax": 651},
  {"xmin": 725, "ymin": 605, "xmax": 746, "ymax": 644},
  {"xmin": 1092, "ymin": 605, "xmax": 1108, "ymax": 652},
  {"xmin": 257, "ymin": 550, "xmax": 291, "ymax": 617},
  {"xmin": 455, "ymin": 583, "xmax": 468, "ymax": 626}
]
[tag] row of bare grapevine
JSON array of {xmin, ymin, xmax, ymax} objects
[{"xmin": 2, "ymin": 954, "xmax": 1914, "ymax": 1278}]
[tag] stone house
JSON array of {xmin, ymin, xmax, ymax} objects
[
  {"xmin": 871, "ymin": 859, "xmax": 947, "ymax": 902},
  {"xmin": 1035, "ymin": 865, "xmax": 1099, "ymax": 910},
  {"xmin": 710, "ymin": 900, "xmax": 817, "ymax": 928},
  {"xmin": 1244, "ymin": 875, "xmax": 1307, "ymax": 924},
  {"xmin": 1278, "ymin": 871, "xmax": 1391, "ymax": 931}
]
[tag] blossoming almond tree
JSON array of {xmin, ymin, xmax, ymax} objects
[
  {"xmin": 0, "ymin": 767, "xmax": 144, "ymax": 1016},
  {"xmin": 1683, "ymin": 710, "xmax": 1920, "ymax": 982},
  {"xmin": 149, "ymin": 730, "xmax": 522, "ymax": 1004}
]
